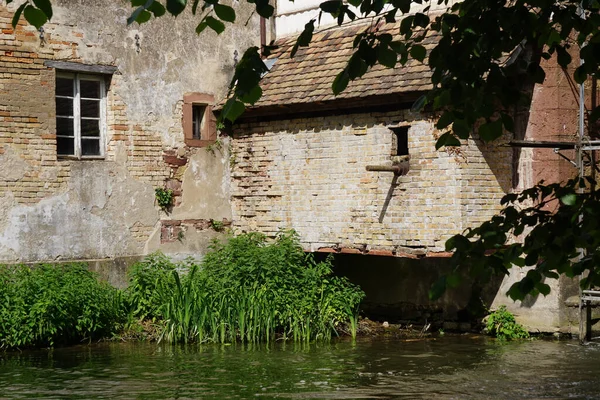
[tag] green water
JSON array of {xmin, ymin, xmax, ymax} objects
[{"xmin": 1, "ymin": 336, "xmax": 599, "ymax": 399}]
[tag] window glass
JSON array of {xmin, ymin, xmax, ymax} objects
[
  {"xmin": 56, "ymin": 77, "xmax": 74, "ymax": 97},
  {"xmin": 81, "ymin": 119, "xmax": 100, "ymax": 137},
  {"xmin": 192, "ymin": 105, "xmax": 206, "ymax": 139},
  {"xmin": 57, "ymin": 137, "xmax": 75, "ymax": 155},
  {"xmin": 56, "ymin": 117, "xmax": 74, "ymax": 136},
  {"xmin": 56, "ymin": 98, "xmax": 74, "ymax": 117},
  {"xmin": 81, "ymin": 139, "xmax": 100, "ymax": 156},
  {"xmin": 80, "ymin": 100, "xmax": 100, "ymax": 118},
  {"xmin": 80, "ymin": 79, "xmax": 100, "ymax": 99}
]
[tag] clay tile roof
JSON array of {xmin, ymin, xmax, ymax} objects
[{"xmin": 248, "ymin": 21, "xmax": 437, "ymax": 111}]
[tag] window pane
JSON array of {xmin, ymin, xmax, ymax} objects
[
  {"xmin": 81, "ymin": 138, "xmax": 100, "ymax": 156},
  {"xmin": 81, "ymin": 118, "xmax": 100, "ymax": 137},
  {"xmin": 57, "ymin": 137, "xmax": 75, "ymax": 155},
  {"xmin": 80, "ymin": 79, "xmax": 101, "ymax": 99},
  {"xmin": 56, "ymin": 97, "xmax": 73, "ymax": 116},
  {"xmin": 56, "ymin": 77, "xmax": 73, "ymax": 97},
  {"xmin": 56, "ymin": 117, "xmax": 74, "ymax": 136},
  {"xmin": 192, "ymin": 105, "xmax": 206, "ymax": 139},
  {"xmin": 80, "ymin": 99, "xmax": 99, "ymax": 118}
]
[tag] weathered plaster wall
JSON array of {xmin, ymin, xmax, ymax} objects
[
  {"xmin": 0, "ymin": 1, "xmax": 259, "ymax": 263},
  {"xmin": 231, "ymin": 109, "xmax": 511, "ymax": 255}
]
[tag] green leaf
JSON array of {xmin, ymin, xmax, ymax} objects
[
  {"xmin": 478, "ymin": 119, "xmax": 503, "ymax": 141},
  {"xmin": 214, "ymin": 4, "xmax": 235, "ymax": 22},
  {"xmin": 255, "ymin": 0, "xmax": 274, "ymax": 18},
  {"xmin": 148, "ymin": 1, "xmax": 166, "ymax": 17},
  {"xmin": 556, "ymin": 46, "xmax": 572, "ymax": 67},
  {"xmin": 196, "ymin": 20, "xmax": 208, "ymax": 34},
  {"xmin": 136, "ymin": 10, "xmax": 152, "ymax": 24},
  {"xmin": 320, "ymin": 0, "xmax": 343, "ymax": 14},
  {"xmin": 23, "ymin": 5, "xmax": 48, "ymax": 29},
  {"xmin": 436, "ymin": 111, "xmax": 454, "ymax": 129},
  {"xmin": 332, "ymin": 70, "xmax": 350, "ymax": 95},
  {"xmin": 32, "ymin": 0, "xmax": 52, "ymax": 19},
  {"xmin": 377, "ymin": 46, "xmax": 397, "ymax": 68},
  {"xmin": 205, "ymin": 16, "xmax": 225, "ymax": 34},
  {"xmin": 11, "ymin": 2, "xmax": 27, "ymax": 28},
  {"xmin": 410, "ymin": 44, "xmax": 426, "ymax": 62},
  {"xmin": 435, "ymin": 132, "xmax": 461, "ymax": 149},
  {"xmin": 560, "ymin": 193, "xmax": 577, "ymax": 206},
  {"xmin": 446, "ymin": 273, "xmax": 461, "ymax": 288},
  {"xmin": 240, "ymin": 85, "xmax": 262, "ymax": 105},
  {"xmin": 428, "ymin": 276, "xmax": 447, "ymax": 301},
  {"xmin": 574, "ymin": 65, "xmax": 587, "ymax": 84},
  {"xmin": 166, "ymin": 0, "xmax": 186, "ymax": 16},
  {"xmin": 413, "ymin": 13, "xmax": 429, "ymax": 28},
  {"xmin": 222, "ymin": 99, "xmax": 245, "ymax": 122},
  {"xmin": 291, "ymin": 20, "xmax": 315, "ymax": 58},
  {"xmin": 453, "ymin": 119, "xmax": 470, "ymax": 139}
]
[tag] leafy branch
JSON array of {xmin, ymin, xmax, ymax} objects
[{"xmin": 431, "ymin": 178, "xmax": 600, "ymax": 301}]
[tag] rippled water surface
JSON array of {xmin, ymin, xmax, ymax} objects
[{"xmin": 1, "ymin": 336, "xmax": 599, "ymax": 399}]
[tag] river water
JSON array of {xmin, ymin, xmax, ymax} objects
[{"xmin": 1, "ymin": 336, "xmax": 599, "ymax": 399}]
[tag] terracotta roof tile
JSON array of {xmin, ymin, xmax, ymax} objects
[{"xmin": 248, "ymin": 21, "xmax": 436, "ymax": 110}]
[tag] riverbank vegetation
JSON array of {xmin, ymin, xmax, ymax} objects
[
  {"xmin": 0, "ymin": 263, "xmax": 125, "ymax": 349},
  {"xmin": 0, "ymin": 231, "xmax": 364, "ymax": 350}
]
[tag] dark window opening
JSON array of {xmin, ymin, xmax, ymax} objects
[
  {"xmin": 392, "ymin": 126, "xmax": 409, "ymax": 156},
  {"xmin": 192, "ymin": 104, "xmax": 206, "ymax": 140}
]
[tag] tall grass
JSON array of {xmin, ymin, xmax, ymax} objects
[
  {"xmin": 130, "ymin": 231, "xmax": 365, "ymax": 344},
  {"xmin": 0, "ymin": 263, "xmax": 125, "ymax": 349}
]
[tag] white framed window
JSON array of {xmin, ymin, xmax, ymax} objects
[{"xmin": 55, "ymin": 72, "xmax": 106, "ymax": 158}]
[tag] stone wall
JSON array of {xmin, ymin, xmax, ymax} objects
[
  {"xmin": 231, "ymin": 109, "xmax": 512, "ymax": 255},
  {"xmin": 0, "ymin": 0, "xmax": 259, "ymax": 263}
]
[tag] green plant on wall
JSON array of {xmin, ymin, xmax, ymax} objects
[
  {"xmin": 210, "ymin": 219, "xmax": 225, "ymax": 232},
  {"xmin": 155, "ymin": 188, "xmax": 174, "ymax": 211},
  {"xmin": 485, "ymin": 305, "xmax": 530, "ymax": 341}
]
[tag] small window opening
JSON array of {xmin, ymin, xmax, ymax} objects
[
  {"xmin": 192, "ymin": 104, "xmax": 206, "ymax": 139},
  {"xmin": 392, "ymin": 126, "xmax": 409, "ymax": 156}
]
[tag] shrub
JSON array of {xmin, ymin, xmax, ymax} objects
[
  {"xmin": 0, "ymin": 263, "xmax": 124, "ymax": 349},
  {"xmin": 485, "ymin": 305, "xmax": 530, "ymax": 341},
  {"xmin": 126, "ymin": 252, "xmax": 179, "ymax": 321},
  {"xmin": 158, "ymin": 231, "xmax": 365, "ymax": 343}
]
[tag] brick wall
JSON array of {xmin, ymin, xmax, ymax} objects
[
  {"xmin": 0, "ymin": 2, "xmax": 258, "ymax": 263},
  {"xmin": 231, "ymin": 110, "xmax": 512, "ymax": 254}
]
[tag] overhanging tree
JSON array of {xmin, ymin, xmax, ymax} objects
[{"xmin": 7, "ymin": 0, "xmax": 600, "ymax": 299}]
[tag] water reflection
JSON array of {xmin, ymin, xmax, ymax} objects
[{"xmin": 1, "ymin": 337, "xmax": 599, "ymax": 399}]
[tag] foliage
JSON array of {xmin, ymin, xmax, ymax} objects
[
  {"xmin": 209, "ymin": 219, "xmax": 225, "ymax": 232},
  {"xmin": 9, "ymin": 0, "xmax": 600, "ymax": 299},
  {"xmin": 126, "ymin": 252, "xmax": 179, "ymax": 321},
  {"xmin": 0, "ymin": 263, "xmax": 125, "ymax": 349},
  {"xmin": 485, "ymin": 305, "xmax": 529, "ymax": 341},
  {"xmin": 134, "ymin": 231, "xmax": 364, "ymax": 344},
  {"xmin": 154, "ymin": 187, "xmax": 174, "ymax": 211},
  {"xmin": 431, "ymin": 178, "xmax": 600, "ymax": 301}
]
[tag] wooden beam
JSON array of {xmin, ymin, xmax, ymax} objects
[
  {"xmin": 509, "ymin": 140, "xmax": 576, "ymax": 149},
  {"xmin": 44, "ymin": 61, "xmax": 118, "ymax": 75}
]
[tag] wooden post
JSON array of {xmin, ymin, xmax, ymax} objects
[
  {"xmin": 580, "ymin": 295, "xmax": 586, "ymax": 344},
  {"xmin": 586, "ymin": 300, "xmax": 592, "ymax": 342}
]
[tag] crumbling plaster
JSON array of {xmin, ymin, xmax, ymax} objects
[
  {"xmin": 0, "ymin": 162, "xmax": 157, "ymax": 262},
  {"xmin": 0, "ymin": 1, "xmax": 259, "ymax": 263}
]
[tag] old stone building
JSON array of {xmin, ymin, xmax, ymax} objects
[
  {"xmin": 1, "ymin": 0, "xmax": 588, "ymax": 332},
  {"xmin": 228, "ymin": 12, "xmax": 584, "ymax": 332},
  {"xmin": 0, "ymin": 0, "xmax": 260, "ymax": 280}
]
